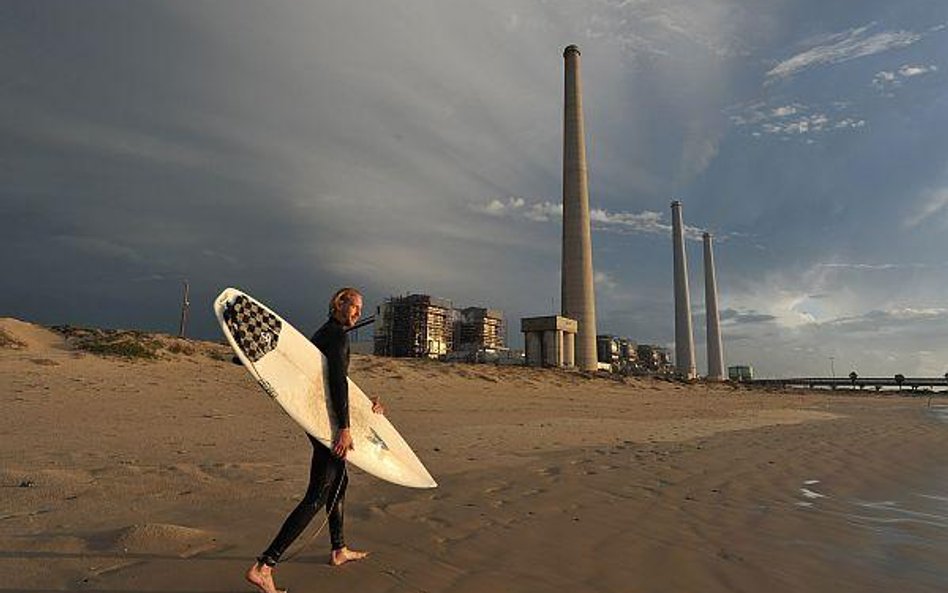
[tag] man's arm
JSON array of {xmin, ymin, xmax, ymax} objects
[{"xmin": 324, "ymin": 338, "xmax": 350, "ymax": 431}]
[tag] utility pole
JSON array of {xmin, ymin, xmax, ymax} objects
[{"xmin": 178, "ymin": 280, "xmax": 190, "ymax": 338}]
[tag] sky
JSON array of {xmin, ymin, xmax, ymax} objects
[{"xmin": 2, "ymin": 1, "xmax": 947, "ymax": 378}]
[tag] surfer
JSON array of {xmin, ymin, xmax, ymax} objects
[{"xmin": 247, "ymin": 287, "xmax": 382, "ymax": 593}]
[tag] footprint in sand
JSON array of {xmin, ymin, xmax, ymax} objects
[{"xmin": 534, "ymin": 466, "xmax": 561, "ymax": 478}]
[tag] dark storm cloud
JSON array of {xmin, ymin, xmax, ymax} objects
[{"xmin": 2, "ymin": 1, "xmax": 947, "ymax": 375}]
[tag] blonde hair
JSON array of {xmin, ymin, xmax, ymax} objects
[{"xmin": 328, "ymin": 287, "xmax": 363, "ymax": 317}]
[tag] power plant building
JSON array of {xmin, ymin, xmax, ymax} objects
[
  {"xmin": 457, "ymin": 307, "xmax": 506, "ymax": 352},
  {"xmin": 521, "ymin": 315, "xmax": 577, "ymax": 368},
  {"xmin": 598, "ymin": 335, "xmax": 639, "ymax": 372},
  {"xmin": 374, "ymin": 295, "xmax": 506, "ymax": 359},
  {"xmin": 636, "ymin": 344, "xmax": 673, "ymax": 374},
  {"xmin": 374, "ymin": 294, "xmax": 457, "ymax": 359}
]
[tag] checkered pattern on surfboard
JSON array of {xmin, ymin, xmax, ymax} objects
[{"xmin": 223, "ymin": 295, "xmax": 282, "ymax": 363}]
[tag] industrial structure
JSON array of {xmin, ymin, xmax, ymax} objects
[
  {"xmin": 636, "ymin": 345, "xmax": 674, "ymax": 374},
  {"xmin": 374, "ymin": 294, "xmax": 457, "ymax": 358},
  {"xmin": 597, "ymin": 335, "xmax": 640, "ymax": 373},
  {"xmin": 561, "ymin": 44, "xmax": 598, "ymax": 372},
  {"xmin": 671, "ymin": 200, "xmax": 697, "ymax": 379},
  {"xmin": 456, "ymin": 307, "xmax": 506, "ymax": 352},
  {"xmin": 728, "ymin": 365, "xmax": 754, "ymax": 382},
  {"xmin": 521, "ymin": 315, "xmax": 577, "ymax": 368},
  {"xmin": 703, "ymin": 232, "xmax": 725, "ymax": 380},
  {"xmin": 374, "ymin": 295, "xmax": 506, "ymax": 360}
]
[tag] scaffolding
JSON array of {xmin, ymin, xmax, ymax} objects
[
  {"xmin": 374, "ymin": 294, "xmax": 456, "ymax": 359},
  {"xmin": 456, "ymin": 307, "xmax": 506, "ymax": 352}
]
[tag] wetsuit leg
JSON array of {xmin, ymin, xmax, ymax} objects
[
  {"xmin": 327, "ymin": 469, "xmax": 348, "ymax": 550},
  {"xmin": 257, "ymin": 437, "xmax": 342, "ymax": 566}
]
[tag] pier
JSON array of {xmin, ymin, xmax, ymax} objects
[{"xmin": 748, "ymin": 376, "xmax": 948, "ymax": 391}]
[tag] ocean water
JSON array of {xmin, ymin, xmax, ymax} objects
[{"xmin": 792, "ymin": 405, "xmax": 948, "ymax": 591}]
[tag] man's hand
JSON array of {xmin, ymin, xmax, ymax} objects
[
  {"xmin": 371, "ymin": 396, "xmax": 385, "ymax": 415},
  {"xmin": 333, "ymin": 428, "xmax": 353, "ymax": 458}
]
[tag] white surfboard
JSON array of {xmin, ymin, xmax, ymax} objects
[{"xmin": 213, "ymin": 287, "xmax": 436, "ymax": 489}]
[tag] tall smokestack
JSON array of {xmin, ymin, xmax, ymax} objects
[
  {"xmin": 561, "ymin": 44, "xmax": 598, "ymax": 372},
  {"xmin": 671, "ymin": 200, "xmax": 696, "ymax": 379},
  {"xmin": 703, "ymin": 232, "xmax": 725, "ymax": 381}
]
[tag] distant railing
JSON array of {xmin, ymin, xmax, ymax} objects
[{"xmin": 748, "ymin": 377, "xmax": 948, "ymax": 391}]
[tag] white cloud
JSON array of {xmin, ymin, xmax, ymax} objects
[
  {"xmin": 899, "ymin": 64, "xmax": 938, "ymax": 77},
  {"xmin": 590, "ymin": 207, "xmax": 707, "ymax": 240},
  {"xmin": 873, "ymin": 64, "xmax": 937, "ymax": 92},
  {"xmin": 724, "ymin": 286, "xmax": 948, "ymax": 377},
  {"xmin": 762, "ymin": 113, "xmax": 828, "ymax": 135},
  {"xmin": 771, "ymin": 105, "xmax": 798, "ymax": 117},
  {"xmin": 525, "ymin": 201, "xmax": 564, "ymax": 222},
  {"xmin": 767, "ymin": 24, "xmax": 924, "ymax": 81},
  {"xmin": 834, "ymin": 118, "xmax": 866, "ymax": 129},
  {"xmin": 816, "ymin": 262, "xmax": 926, "ymax": 271},
  {"xmin": 872, "ymin": 70, "xmax": 897, "ymax": 88},
  {"xmin": 470, "ymin": 199, "xmax": 713, "ymax": 240},
  {"xmin": 731, "ymin": 100, "xmax": 865, "ymax": 140},
  {"xmin": 470, "ymin": 196, "xmax": 526, "ymax": 217}
]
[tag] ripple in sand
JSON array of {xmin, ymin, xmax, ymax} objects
[{"xmin": 98, "ymin": 523, "xmax": 219, "ymax": 558}]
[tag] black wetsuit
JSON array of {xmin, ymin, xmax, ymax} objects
[{"xmin": 258, "ymin": 317, "xmax": 350, "ymax": 566}]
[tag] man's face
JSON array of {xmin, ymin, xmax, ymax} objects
[{"xmin": 338, "ymin": 295, "xmax": 363, "ymax": 328}]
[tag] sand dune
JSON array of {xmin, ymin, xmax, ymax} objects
[{"xmin": 1, "ymin": 318, "xmax": 946, "ymax": 592}]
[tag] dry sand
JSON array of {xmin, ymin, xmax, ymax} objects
[{"xmin": 1, "ymin": 317, "xmax": 946, "ymax": 592}]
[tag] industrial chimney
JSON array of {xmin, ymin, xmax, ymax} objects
[
  {"xmin": 671, "ymin": 200, "xmax": 696, "ymax": 379},
  {"xmin": 703, "ymin": 232, "xmax": 725, "ymax": 380},
  {"xmin": 561, "ymin": 44, "xmax": 598, "ymax": 372}
]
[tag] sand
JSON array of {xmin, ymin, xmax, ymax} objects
[{"xmin": 1, "ymin": 317, "xmax": 946, "ymax": 592}]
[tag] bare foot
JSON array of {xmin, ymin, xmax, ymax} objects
[
  {"xmin": 245, "ymin": 562, "xmax": 286, "ymax": 593},
  {"xmin": 329, "ymin": 546, "xmax": 369, "ymax": 566}
]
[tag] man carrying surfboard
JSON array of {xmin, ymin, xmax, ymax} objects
[{"xmin": 246, "ymin": 287, "xmax": 381, "ymax": 593}]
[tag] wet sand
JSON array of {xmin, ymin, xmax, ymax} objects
[{"xmin": 2, "ymin": 317, "xmax": 946, "ymax": 592}]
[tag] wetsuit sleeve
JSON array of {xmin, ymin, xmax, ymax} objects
[{"xmin": 323, "ymin": 333, "xmax": 350, "ymax": 429}]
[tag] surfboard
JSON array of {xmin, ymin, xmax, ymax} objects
[{"xmin": 213, "ymin": 287, "xmax": 437, "ymax": 489}]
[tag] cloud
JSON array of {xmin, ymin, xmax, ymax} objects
[
  {"xmin": 815, "ymin": 262, "xmax": 931, "ymax": 271},
  {"xmin": 469, "ymin": 197, "xmax": 562, "ymax": 222},
  {"xmin": 525, "ymin": 201, "xmax": 564, "ymax": 222},
  {"xmin": 470, "ymin": 198, "xmax": 713, "ymax": 240},
  {"xmin": 5, "ymin": 109, "xmax": 213, "ymax": 170},
  {"xmin": 825, "ymin": 307, "xmax": 948, "ymax": 332},
  {"xmin": 470, "ymin": 197, "xmax": 526, "ymax": 217},
  {"xmin": 767, "ymin": 24, "xmax": 924, "ymax": 81},
  {"xmin": 589, "ymin": 207, "xmax": 707, "ymax": 240},
  {"xmin": 723, "ymin": 299, "xmax": 948, "ymax": 377},
  {"xmin": 719, "ymin": 308, "xmax": 777, "ymax": 324},
  {"xmin": 899, "ymin": 64, "xmax": 938, "ymax": 77},
  {"xmin": 579, "ymin": 0, "xmax": 753, "ymax": 61},
  {"xmin": 762, "ymin": 113, "xmax": 829, "ymax": 135},
  {"xmin": 873, "ymin": 64, "xmax": 938, "ymax": 92},
  {"xmin": 771, "ymin": 105, "xmax": 798, "ymax": 117},
  {"xmin": 731, "ymin": 101, "xmax": 865, "ymax": 139}
]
